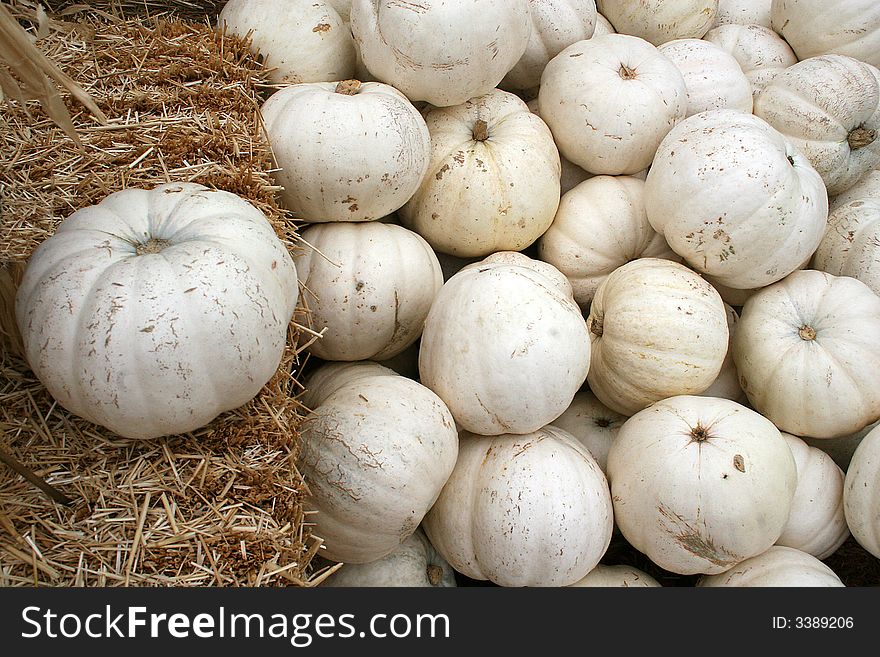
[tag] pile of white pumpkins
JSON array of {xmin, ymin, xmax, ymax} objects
[{"xmin": 14, "ymin": 0, "xmax": 880, "ymax": 587}]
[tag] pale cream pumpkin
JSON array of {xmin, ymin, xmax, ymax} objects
[
  {"xmin": 753, "ymin": 54, "xmax": 880, "ymax": 196},
  {"xmin": 843, "ymin": 423, "xmax": 880, "ymax": 559},
  {"xmin": 657, "ymin": 38, "xmax": 753, "ymax": 117},
  {"xmin": 299, "ymin": 361, "xmax": 458, "ymax": 564},
  {"xmin": 537, "ymin": 175, "xmax": 680, "ymax": 307},
  {"xmin": 350, "ymin": 0, "xmax": 531, "ymax": 107},
  {"xmin": 804, "ymin": 420, "xmax": 879, "ymax": 471},
  {"xmin": 696, "ymin": 303, "xmax": 748, "ymax": 405},
  {"xmin": 593, "ymin": 12, "xmax": 615, "ymax": 36},
  {"xmin": 777, "ymin": 434, "xmax": 850, "ymax": 559},
  {"xmin": 15, "ymin": 183, "xmax": 299, "ymax": 440},
  {"xmin": 569, "ymin": 564, "xmax": 661, "ymax": 587},
  {"xmin": 830, "ymin": 167, "xmax": 880, "ymax": 211},
  {"xmin": 696, "ymin": 546, "xmax": 844, "ymax": 586},
  {"xmin": 261, "ymin": 80, "xmax": 431, "ymax": 223},
  {"xmin": 538, "ymin": 34, "xmax": 687, "ymax": 175},
  {"xmin": 596, "ymin": 0, "xmax": 718, "ymax": 46},
  {"xmin": 399, "ymin": 89, "xmax": 561, "ymax": 258},
  {"xmin": 320, "ymin": 528, "xmax": 457, "ymax": 587},
  {"xmin": 527, "ymin": 98, "xmax": 592, "ymax": 195},
  {"xmin": 811, "ymin": 198, "xmax": 880, "ymax": 297},
  {"xmin": 703, "ymin": 23, "xmax": 797, "ymax": 98},
  {"xmin": 422, "ymin": 426, "xmax": 613, "ymax": 587},
  {"xmin": 607, "ymin": 395, "xmax": 798, "ymax": 575},
  {"xmin": 419, "ymin": 252, "xmax": 591, "ymax": 436},
  {"xmin": 219, "ymin": 0, "xmax": 355, "ymax": 85},
  {"xmin": 712, "ymin": 0, "xmax": 771, "ymax": 27},
  {"xmin": 550, "ymin": 390, "xmax": 627, "ymax": 474},
  {"xmin": 770, "ymin": 0, "xmax": 880, "ymax": 68},
  {"xmin": 732, "ymin": 270, "xmax": 880, "ymax": 439},
  {"xmin": 502, "ymin": 0, "xmax": 597, "ymax": 92},
  {"xmin": 294, "ymin": 222, "xmax": 442, "ymax": 361},
  {"xmin": 586, "ymin": 258, "xmax": 729, "ymax": 416},
  {"xmin": 644, "ymin": 109, "xmax": 828, "ymax": 290}
]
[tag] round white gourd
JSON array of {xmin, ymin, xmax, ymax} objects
[
  {"xmin": 830, "ymin": 167, "xmax": 880, "ymax": 211},
  {"xmin": 350, "ymin": 0, "xmax": 531, "ymax": 107},
  {"xmin": 261, "ymin": 80, "xmax": 431, "ymax": 223},
  {"xmin": 527, "ymin": 98, "xmax": 593, "ymax": 195},
  {"xmin": 299, "ymin": 362, "xmax": 458, "ymax": 564},
  {"xmin": 502, "ymin": 0, "xmax": 597, "ymax": 92},
  {"xmin": 537, "ymin": 175, "xmax": 680, "ymax": 307},
  {"xmin": 732, "ymin": 270, "xmax": 880, "ymax": 439},
  {"xmin": 644, "ymin": 109, "xmax": 828, "ymax": 290},
  {"xmin": 596, "ymin": 0, "xmax": 718, "ymax": 46},
  {"xmin": 399, "ymin": 89, "xmax": 561, "ymax": 258},
  {"xmin": 15, "ymin": 183, "xmax": 298, "ymax": 440},
  {"xmin": 593, "ymin": 12, "xmax": 615, "ymax": 36},
  {"xmin": 696, "ymin": 546, "xmax": 844, "ymax": 586},
  {"xmin": 776, "ymin": 433, "xmax": 850, "ymax": 560},
  {"xmin": 419, "ymin": 252, "xmax": 591, "ymax": 436},
  {"xmin": 843, "ymin": 424, "xmax": 880, "ymax": 558},
  {"xmin": 219, "ymin": 0, "xmax": 355, "ymax": 85},
  {"xmin": 320, "ymin": 528, "xmax": 457, "ymax": 587},
  {"xmin": 538, "ymin": 34, "xmax": 687, "ymax": 176},
  {"xmin": 811, "ymin": 198, "xmax": 880, "ymax": 297},
  {"xmin": 703, "ymin": 23, "xmax": 797, "ymax": 98},
  {"xmin": 569, "ymin": 564, "xmax": 661, "ymax": 587},
  {"xmin": 550, "ymin": 390, "xmax": 627, "ymax": 474},
  {"xmin": 696, "ymin": 303, "xmax": 748, "ymax": 405},
  {"xmin": 657, "ymin": 38, "xmax": 753, "ymax": 117},
  {"xmin": 294, "ymin": 222, "xmax": 443, "ymax": 361},
  {"xmin": 586, "ymin": 258, "xmax": 729, "ymax": 416},
  {"xmin": 422, "ymin": 426, "xmax": 613, "ymax": 587},
  {"xmin": 607, "ymin": 395, "xmax": 798, "ymax": 575},
  {"xmin": 712, "ymin": 0, "xmax": 771, "ymax": 27},
  {"xmin": 804, "ymin": 420, "xmax": 879, "ymax": 472},
  {"xmin": 753, "ymin": 54, "xmax": 880, "ymax": 196},
  {"xmin": 770, "ymin": 0, "xmax": 880, "ymax": 68}
]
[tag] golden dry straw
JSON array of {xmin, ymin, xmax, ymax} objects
[{"xmin": 0, "ymin": 4, "xmax": 321, "ymax": 587}]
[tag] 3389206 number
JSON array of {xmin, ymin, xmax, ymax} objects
[{"xmin": 794, "ymin": 617, "xmax": 854, "ymax": 629}]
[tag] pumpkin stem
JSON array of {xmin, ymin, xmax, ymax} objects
[
  {"xmin": 426, "ymin": 564, "xmax": 444, "ymax": 586},
  {"xmin": 136, "ymin": 238, "xmax": 171, "ymax": 255},
  {"xmin": 798, "ymin": 324, "xmax": 817, "ymax": 341},
  {"xmin": 589, "ymin": 316, "xmax": 604, "ymax": 338},
  {"xmin": 335, "ymin": 79, "xmax": 362, "ymax": 95},
  {"xmin": 473, "ymin": 119, "xmax": 489, "ymax": 142},
  {"xmin": 848, "ymin": 125, "xmax": 876, "ymax": 150},
  {"xmin": 595, "ymin": 417, "xmax": 611, "ymax": 428},
  {"xmin": 689, "ymin": 423, "xmax": 710, "ymax": 443},
  {"xmin": 618, "ymin": 64, "xmax": 637, "ymax": 80}
]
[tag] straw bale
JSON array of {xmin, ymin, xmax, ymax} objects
[{"xmin": 0, "ymin": 3, "xmax": 320, "ymax": 586}]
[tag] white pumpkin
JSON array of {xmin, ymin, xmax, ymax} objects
[
  {"xmin": 596, "ymin": 0, "xmax": 718, "ymax": 46},
  {"xmin": 770, "ymin": 0, "xmax": 880, "ymax": 68},
  {"xmin": 569, "ymin": 564, "xmax": 661, "ymax": 587},
  {"xmin": 607, "ymin": 395, "xmax": 798, "ymax": 575},
  {"xmin": 294, "ymin": 222, "xmax": 442, "ymax": 361},
  {"xmin": 753, "ymin": 54, "xmax": 880, "ymax": 196},
  {"xmin": 830, "ymin": 166, "xmax": 880, "ymax": 211},
  {"xmin": 811, "ymin": 198, "xmax": 880, "ymax": 297},
  {"xmin": 804, "ymin": 420, "xmax": 879, "ymax": 472},
  {"xmin": 350, "ymin": 0, "xmax": 531, "ymax": 107},
  {"xmin": 537, "ymin": 175, "xmax": 680, "ymax": 307},
  {"xmin": 502, "ymin": 0, "xmax": 597, "ymax": 92},
  {"xmin": 657, "ymin": 38, "xmax": 753, "ymax": 117},
  {"xmin": 15, "ymin": 183, "xmax": 298, "ymax": 440},
  {"xmin": 527, "ymin": 98, "xmax": 592, "ymax": 195},
  {"xmin": 593, "ymin": 12, "xmax": 615, "ymax": 36},
  {"xmin": 422, "ymin": 426, "xmax": 613, "ymax": 587},
  {"xmin": 712, "ymin": 0, "xmax": 771, "ymax": 27},
  {"xmin": 777, "ymin": 433, "xmax": 850, "ymax": 559},
  {"xmin": 732, "ymin": 270, "xmax": 880, "ymax": 439},
  {"xmin": 586, "ymin": 258, "xmax": 729, "ymax": 416},
  {"xmin": 538, "ymin": 34, "xmax": 687, "ymax": 175},
  {"xmin": 696, "ymin": 546, "xmax": 844, "ymax": 586},
  {"xmin": 418, "ymin": 252, "xmax": 591, "ymax": 436},
  {"xmin": 320, "ymin": 528, "xmax": 457, "ymax": 587},
  {"xmin": 703, "ymin": 24, "xmax": 797, "ymax": 98},
  {"xmin": 399, "ymin": 89, "xmax": 561, "ymax": 258},
  {"xmin": 218, "ymin": 0, "xmax": 355, "ymax": 85},
  {"xmin": 644, "ymin": 109, "xmax": 828, "ymax": 290},
  {"xmin": 843, "ymin": 423, "xmax": 880, "ymax": 558},
  {"xmin": 550, "ymin": 390, "xmax": 627, "ymax": 474},
  {"xmin": 702, "ymin": 275, "xmax": 759, "ymax": 308},
  {"xmin": 696, "ymin": 303, "xmax": 748, "ymax": 404},
  {"xmin": 299, "ymin": 361, "xmax": 458, "ymax": 564},
  {"xmin": 261, "ymin": 80, "xmax": 431, "ymax": 223}
]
